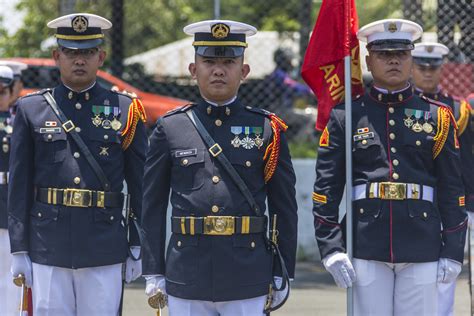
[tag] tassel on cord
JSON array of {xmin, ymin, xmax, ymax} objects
[
  {"xmin": 121, "ymin": 98, "xmax": 147, "ymax": 150},
  {"xmin": 263, "ymin": 114, "xmax": 288, "ymax": 183}
]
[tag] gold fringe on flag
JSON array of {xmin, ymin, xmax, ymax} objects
[
  {"xmin": 263, "ymin": 114, "xmax": 288, "ymax": 183},
  {"xmin": 121, "ymin": 98, "xmax": 147, "ymax": 150}
]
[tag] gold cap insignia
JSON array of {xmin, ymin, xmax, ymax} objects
[
  {"xmin": 388, "ymin": 23, "xmax": 397, "ymax": 33},
  {"xmin": 211, "ymin": 23, "xmax": 230, "ymax": 39},
  {"xmin": 72, "ymin": 15, "xmax": 88, "ymax": 33},
  {"xmin": 426, "ymin": 46, "xmax": 434, "ymax": 53}
]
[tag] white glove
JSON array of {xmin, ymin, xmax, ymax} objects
[
  {"xmin": 467, "ymin": 212, "xmax": 474, "ymax": 227},
  {"xmin": 125, "ymin": 246, "xmax": 142, "ymax": 283},
  {"xmin": 322, "ymin": 252, "xmax": 356, "ymax": 288},
  {"xmin": 11, "ymin": 253, "xmax": 33, "ymax": 287},
  {"xmin": 437, "ymin": 258, "xmax": 462, "ymax": 284},
  {"xmin": 145, "ymin": 275, "xmax": 167, "ymax": 297},
  {"xmin": 271, "ymin": 276, "xmax": 289, "ymax": 308}
]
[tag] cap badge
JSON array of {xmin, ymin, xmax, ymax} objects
[
  {"xmin": 72, "ymin": 15, "xmax": 88, "ymax": 33},
  {"xmin": 426, "ymin": 46, "xmax": 434, "ymax": 53},
  {"xmin": 211, "ymin": 23, "xmax": 230, "ymax": 39},
  {"xmin": 388, "ymin": 23, "xmax": 397, "ymax": 33}
]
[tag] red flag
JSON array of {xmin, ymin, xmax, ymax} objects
[{"xmin": 301, "ymin": 0, "xmax": 364, "ymax": 131}]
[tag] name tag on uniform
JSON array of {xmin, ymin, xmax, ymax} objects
[
  {"xmin": 353, "ymin": 132, "xmax": 374, "ymax": 142},
  {"xmin": 39, "ymin": 127, "xmax": 62, "ymax": 134},
  {"xmin": 175, "ymin": 148, "xmax": 197, "ymax": 158}
]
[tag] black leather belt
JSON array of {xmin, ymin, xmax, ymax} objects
[
  {"xmin": 36, "ymin": 188, "xmax": 124, "ymax": 208},
  {"xmin": 171, "ymin": 216, "xmax": 266, "ymax": 235}
]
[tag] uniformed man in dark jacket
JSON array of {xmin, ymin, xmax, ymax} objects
[
  {"xmin": 141, "ymin": 20, "xmax": 298, "ymax": 315},
  {"xmin": 411, "ymin": 41, "xmax": 473, "ymax": 316},
  {"xmin": 312, "ymin": 19, "xmax": 467, "ymax": 315},
  {"xmin": 0, "ymin": 60, "xmax": 28, "ymax": 109},
  {"xmin": 0, "ymin": 65, "xmax": 19, "ymax": 316},
  {"xmin": 8, "ymin": 13, "xmax": 147, "ymax": 315}
]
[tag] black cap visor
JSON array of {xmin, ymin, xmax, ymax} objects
[
  {"xmin": 195, "ymin": 46, "xmax": 244, "ymax": 57},
  {"xmin": 368, "ymin": 39, "xmax": 414, "ymax": 51},
  {"xmin": 413, "ymin": 57, "xmax": 443, "ymax": 67},
  {"xmin": 0, "ymin": 77, "xmax": 13, "ymax": 88},
  {"xmin": 57, "ymin": 38, "xmax": 104, "ymax": 49}
]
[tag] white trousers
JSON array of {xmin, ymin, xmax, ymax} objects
[
  {"xmin": 32, "ymin": 262, "xmax": 123, "ymax": 316},
  {"xmin": 353, "ymin": 258, "xmax": 438, "ymax": 316},
  {"xmin": 437, "ymin": 281, "xmax": 455, "ymax": 316},
  {"xmin": 168, "ymin": 294, "xmax": 267, "ymax": 316},
  {"xmin": 0, "ymin": 228, "xmax": 21, "ymax": 316}
]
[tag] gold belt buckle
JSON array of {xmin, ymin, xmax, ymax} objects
[
  {"xmin": 203, "ymin": 216, "xmax": 235, "ymax": 235},
  {"xmin": 379, "ymin": 182, "xmax": 406, "ymax": 200},
  {"xmin": 63, "ymin": 189, "xmax": 93, "ymax": 207}
]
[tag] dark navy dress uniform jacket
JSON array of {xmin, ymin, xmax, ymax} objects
[
  {"xmin": 141, "ymin": 98, "xmax": 298, "ymax": 302},
  {"xmin": 0, "ymin": 111, "xmax": 12, "ymax": 228},
  {"xmin": 313, "ymin": 86, "xmax": 467, "ymax": 264},
  {"xmin": 8, "ymin": 82, "xmax": 147, "ymax": 269}
]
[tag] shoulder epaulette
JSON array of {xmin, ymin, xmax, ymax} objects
[
  {"xmin": 244, "ymin": 106, "xmax": 273, "ymax": 117},
  {"xmin": 420, "ymin": 95, "xmax": 450, "ymax": 108},
  {"xmin": 110, "ymin": 88, "xmax": 137, "ymax": 100},
  {"xmin": 163, "ymin": 103, "xmax": 196, "ymax": 117},
  {"xmin": 23, "ymin": 88, "xmax": 52, "ymax": 98}
]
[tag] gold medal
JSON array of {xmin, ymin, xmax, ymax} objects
[
  {"xmin": 102, "ymin": 119, "xmax": 112, "ymax": 129},
  {"xmin": 422, "ymin": 122, "xmax": 433, "ymax": 134},
  {"xmin": 92, "ymin": 115, "xmax": 102, "ymax": 127},
  {"xmin": 4, "ymin": 125, "xmax": 12, "ymax": 134},
  {"xmin": 254, "ymin": 134, "xmax": 263, "ymax": 149},
  {"xmin": 412, "ymin": 122, "xmax": 423, "ymax": 133},
  {"xmin": 404, "ymin": 117, "xmax": 414, "ymax": 128},
  {"xmin": 111, "ymin": 118, "xmax": 122, "ymax": 131}
]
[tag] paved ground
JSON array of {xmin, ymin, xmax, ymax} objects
[{"xmin": 122, "ymin": 261, "xmax": 473, "ymax": 315}]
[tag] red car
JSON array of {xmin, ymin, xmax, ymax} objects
[{"xmin": 1, "ymin": 58, "xmax": 188, "ymax": 125}]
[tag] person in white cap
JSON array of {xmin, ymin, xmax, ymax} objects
[
  {"xmin": 0, "ymin": 65, "xmax": 19, "ymax": 316},
  {"xmin": 0, "ymin": 61, "xmax": 27, "ymax": 108},
  {"xmin": 312, "ymin": 19, "xmax": 467, "ymax": 315},
  {"xmin": 141, "ymin": 19, "xmax": 298, "ymax": 315},
  {"xmin": 8, "ymin": 13, "xmax": 147, "ymax": 315},
  {"xmin": 412, "ymin": 42, "xmax": 474, "ymax": 316}
]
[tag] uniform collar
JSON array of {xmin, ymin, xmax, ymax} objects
[
  {"xmin": 199, "ymin": 96, "xmax": 240, "ymax": 118},
  {"xmin": 203, "ymin": 95, "xmax": 237, "ymax": 107},
  {"xmin": 56, "ymin": 81, "xmax": 101, "ymax": 102},
  {"xmin": 369, "ymin": 83, "xmax": 413, "ymax": 104}
]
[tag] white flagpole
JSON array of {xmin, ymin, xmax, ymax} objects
[{"xmin": 344, "ymin": 54, "xmax": 354, "ymax": 316}]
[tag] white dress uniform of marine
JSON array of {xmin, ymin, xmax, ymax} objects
[
  {"xmin": 312, "ymin": 20, "xmax": 467, "ymax": 316},
  {"xmin": 0, "ymin": 65, "xmax": 20, "ymax": 316},
  {"xmin": 7, "ymin": 14, "xmax": 147, "ymax": 315},
  {"xmin": 411, "ymin": 42, "xmax": 474, "ymax": 316},
  {"xmin": 141, "ymin": 20, "xmax": 298, "ymax": 316}
]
